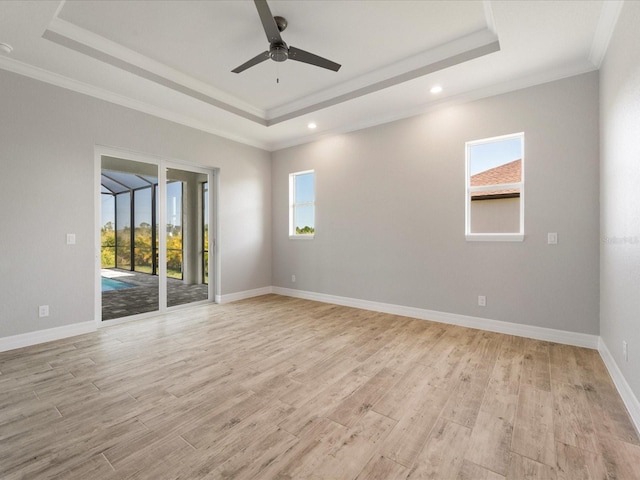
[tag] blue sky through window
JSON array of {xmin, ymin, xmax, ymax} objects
[
  {"xmin": 469, "ymin": 136, "xmax": 522, "ymax": 175},
  {"xmin": 102, "ymin": 195, "xmax": 115, "ymax": 228},
  {"xmin": 101, "ymin": 181, "xmax": 184, "ymax": 231},
  {"xmin": 115, "ymin": 193, "xmax": 131, "ymax": 229},
  {"xmin": 135, "ymin": 188, "xmax": 152, "ymax": 228},
  {"xmin": 295, "ymin": 173, "xmax": 314, "ymax": 203},
  {"xmin": 294, "ymin": 172, "xmax": 315, "ymax": 230}
]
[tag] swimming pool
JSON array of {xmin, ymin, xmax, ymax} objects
[{"xmin": 101, "ymin": 277, "xmax": 136, "ymax": 292}]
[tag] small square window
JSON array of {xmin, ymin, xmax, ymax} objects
[
  {"xmin": 466, "ymin": 133, "xmax": 524, "ymax": 241},
  {"xmin": 289, "ymin": 170, "xmax": 315, "ymax": 238}
]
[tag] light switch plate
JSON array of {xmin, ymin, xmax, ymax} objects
[
  {"xmin": 66, "ymin": 233, "xmax": 76, "ymax": 245},
  {"xmin": 547, "ymin": 232, "xmax": 558, "ymax": 245}
]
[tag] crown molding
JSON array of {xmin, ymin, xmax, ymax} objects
[
  {"xmin": 482, "ymin": 0, "xmax": 497, "ymax": 35},
  {"xmin": 46, "ymin": 16, "xmax": 263, "ymax": 116},
  {"xmin": 589, "ymin": 0, "xmax": 624, "ymax": 68},
  {"xmin": 267, "ymin": 59, "xmax": 597, "ymax": 151},
  {"xmin": 44, "ymin": 17, "xmax": 266, "ymax": 121},
  {"xmin": 44, "ymin": 14, "xmax": 499, "ymax": 127},
  {"xmin": 0, "ymin": 55, "xmax": 268, "ymax": 150},
  {"xmin": 266, "ymin": 29, "xmax": 499, "ymax": 124},
  {"xmin": 0, "ymin": 44, "xmax": 596, "ymax": 155}
]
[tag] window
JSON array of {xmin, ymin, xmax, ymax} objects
[
  {"xmin": 289, "ymin": 170, "xmax": 315, "ymax": 238},
  {"xmin": 465, "ymin": 133, "xmax": 524, "ymax": 241}
]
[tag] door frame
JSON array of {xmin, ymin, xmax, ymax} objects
[{"xmin": 94, "ymin": 145, "xmax": 219, "ymax": 327}]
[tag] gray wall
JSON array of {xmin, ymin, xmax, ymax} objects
[
  {"xmin": 600, "ymin": 1, "xmax": 640, "ymax": 399},
  {"xmin": 272, "ymin": 72, "xmax": 600, "ymax": 334},
  {"xmin": 0, "ymin": 69, "xmax": 271, "ymax": 338}
]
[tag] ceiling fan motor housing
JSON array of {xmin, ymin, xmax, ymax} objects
[{"xmin": 270, "ymin": 43, "xmax": 289, "ymax": 62}]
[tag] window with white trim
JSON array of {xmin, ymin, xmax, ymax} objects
[
  {"xmin": 289, "ymin": 170, "xmax": 315, "ymax": 238},
  {"xmin": 465, "ymin": 133, "xmax": 524, "ymax": 241}
]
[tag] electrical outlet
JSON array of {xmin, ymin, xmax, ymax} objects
[
  {"xmin": 291, "ymin": 274, "xmax": 296, "ymax": 283},
  {"xmin": 478, "ymin": 295, "xmax": 486, "ymax": 307},
  {"xmin": 623, "ymin": 341, "xmax": 628, "ymax": 362},
  {"xmin": 38, "ymin": 305, "xmax": 49, "ymax": 317}
]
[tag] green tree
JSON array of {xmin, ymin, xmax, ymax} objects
[
  {"xmin": 115, "ymin": 227, "xmax": 131, "ymax": 268},
  {"xmin": 134, "ymin": 222, "xmax": 153, "ymax": 271},
  {"xmin": 166, "ymin": 225, "xmax": 183, "ymax": 278},
  {"xmin": 101, "ymin": 222, "xmax": 116, "ymax": 268},
  {"xmin": 296, "ymin": 226, "xmax": 315, "ymax": 235}
]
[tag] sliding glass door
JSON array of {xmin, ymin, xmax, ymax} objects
[
  {"xmin": 165, "ymin": 168, "xmax": 209, "ymax": 307},
  {"xmin": 99, "ymin": 153, "xmax": 214, "ymax": 322}
]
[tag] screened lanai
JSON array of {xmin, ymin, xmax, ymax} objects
[{"xmin": 100, "ymin": 160, "xmax": 209, "ymax": 320}]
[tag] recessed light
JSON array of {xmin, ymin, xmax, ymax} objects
[
  {"xmin": 0, "ymin": 43, "xmax": 13, "ymax": 54},
  {"xmin": 430, "ymin": 85, "xmax": 443, "ymax": 94},
  {"xmin": 308, "ymin": 122, "xmax": 317, "ymax": 129}
]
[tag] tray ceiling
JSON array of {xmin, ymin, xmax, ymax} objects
[{"xmin": 0, "ymin": 1, "xmax": 620, "ymax": 150}]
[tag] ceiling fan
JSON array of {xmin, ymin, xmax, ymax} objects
[{"xmin": 232, "ymin": 0, "xmax": 341, "ymax": 74}]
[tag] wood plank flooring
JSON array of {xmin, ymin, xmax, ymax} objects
[{"xmin": 1, "ymin": 294, "xmax": 639, "ymax": 479}]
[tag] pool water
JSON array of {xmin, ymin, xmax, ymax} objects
[{"xmin": 101, "ymin": 277, "xmax": 136, "ymax": 292}]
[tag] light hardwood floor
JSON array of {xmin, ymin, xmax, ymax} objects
[{"xmin": 1, "ymin": 295, "xmax": 639, "ymax": 479}]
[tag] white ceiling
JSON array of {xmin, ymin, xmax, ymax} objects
[{"xmin": 0, "ymin": 1, "xmax": 621, "ymax": 151}]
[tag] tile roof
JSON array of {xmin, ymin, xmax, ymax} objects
[{"xmin": 470, "ymin": 159, "xmax": 521, "ymax": 198}]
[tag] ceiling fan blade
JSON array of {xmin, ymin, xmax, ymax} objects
[
  {"xmin": 232, "ymin": 51, "xmax": 270, "ymax": 73},
  {"xmin": 254, "ymin": 0, "xmax": 282, "ymax": 44},
  {"xmin": 288, "ymin": 46, "xmax": 341, "ymax": 72}
]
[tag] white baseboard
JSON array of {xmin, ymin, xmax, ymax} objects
[
  {"xmin": 2, "ymin": 287, "xmax": 636, "ymax": 437},
  {"xmin": 0, "ymin": 286, "xmax": 275, "ymax": 352},
  {"xmin": 271, "ymin": 288, "xmax": 640, "ymax": 433},
  {"xmin": 272, "ymin": 287, "xmax": 599, "ymax": 349},
  {"xmin": 0, "ymin": 321, "xmax": 96, "ymax": 353},
  {"xmin": 598, "ymin": 338, "xmax": 640, "ymax": 436},
  {"xmin": 0, "ymin": 287, "xmax": 599, "ymax": 352},
  {"xmin": 217, "ymin": 286, "xmax": 274, "ymax": 304}
]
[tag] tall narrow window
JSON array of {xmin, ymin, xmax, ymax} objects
[
  {"xmin": 466, "ymin": 133, "xmax": 524, "ymax": 241},
  {"xmin": 289, "ymin": 170, "xmax": 315, "ymax": 238}
]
